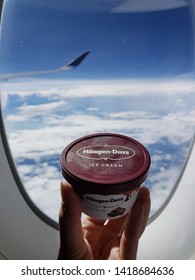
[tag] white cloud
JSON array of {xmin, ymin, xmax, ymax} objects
[
  {"xmin": 149, "ymin": 166, "xmax": 181, "ymax": 216},
  {"xmin": 19, "ymin": 100, "xmax": 67, "ymax": 114},
  {"xmin": 86, "ymin": 107, "xmax": 99, "ymax": 111},
  {"xmin": 2, "ymin": 78, "xmax": 195, "ymax": 99},
  {"xmin": 7, "ymin": 109, "xmax": 193, "ymax": 162},
  {"xmin": 6, "ymin": 100, "xmax": 69, "ymax": 124}
]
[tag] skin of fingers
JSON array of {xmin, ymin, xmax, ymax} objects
[
  {"xmin": 119, "ymin": 187, "xmax": 151, "ymax": 259},
  {"xmin": 105, "ymin": 187, "xmax": 150, "ymax": 260},
  {"xmin": 58, "ymin": 181, "xmax": 91, "ymax": 259},
  {"xmin": 82, "ymin": 206, "xmax": 131, "ymax": 259}
]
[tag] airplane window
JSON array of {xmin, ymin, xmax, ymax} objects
[{"xmin": 0, "ymin": 0, "xmax": 195, "ymax": 225}]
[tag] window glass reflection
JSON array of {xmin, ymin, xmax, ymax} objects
[{"xmin": 0, "ymin": 0, "xmax": 194, "ymax": 221}]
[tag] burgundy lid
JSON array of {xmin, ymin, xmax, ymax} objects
[{"xmin": 60, "ymin": 133, "xmax": 151, "ymax": 194}]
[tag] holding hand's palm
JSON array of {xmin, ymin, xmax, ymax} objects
[{"xmin": 58, "ymin": 182, "xmax": 150, "ymax": 260}]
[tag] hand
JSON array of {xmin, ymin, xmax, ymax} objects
[{"xmin": 58, "ymin": 181, "xmax": 151, "ymax": 260}]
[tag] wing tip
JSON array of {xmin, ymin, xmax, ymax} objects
[{"xmin": 67, "ymin": 51, "xmax": 90, "ymax": 68}]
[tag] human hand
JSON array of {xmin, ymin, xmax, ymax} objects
[{"xmin": 58, "ymin": 181, "xmax": 151, "ymax": 260}]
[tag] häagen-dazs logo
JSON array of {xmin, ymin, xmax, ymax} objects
[{"xmin": 77, "ymin": 145, "xmax": 135, "ymax": 161}]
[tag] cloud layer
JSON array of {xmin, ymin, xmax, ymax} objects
[{"xmin": 1, "ymin": 78, "xmax": 195, "ymax": 220}]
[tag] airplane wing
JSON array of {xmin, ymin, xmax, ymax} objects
[{"xmin": 0, "ymin": 51, "xmax": 90, "ymax": 81}]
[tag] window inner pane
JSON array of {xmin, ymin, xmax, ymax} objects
[{"xmin": 1, "ymin": 0, "xmax": 194, "ymax": 221}]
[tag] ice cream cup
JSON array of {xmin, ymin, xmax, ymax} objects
[{"xmin": 60, "ymin": 133, "xmax": 151, "ymax": 220}]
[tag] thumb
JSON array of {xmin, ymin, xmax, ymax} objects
[{"xmin": 58, "ymin": 181, "xmax": 88, "ymax": 259}]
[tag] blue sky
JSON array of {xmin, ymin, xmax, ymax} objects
[{"xmin": 0, "ymin": 0, "xmax": 193, "ymax": 78}]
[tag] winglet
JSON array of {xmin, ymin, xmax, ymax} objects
[{"xmin": 67, "ymin": 51, "xmax": 90, "ymax": 68}]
